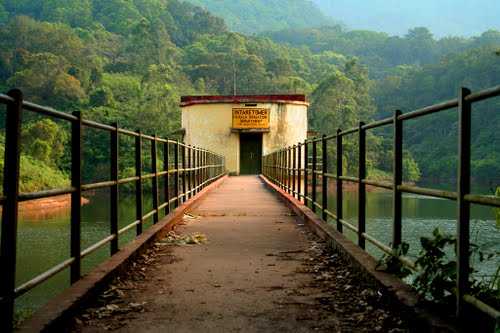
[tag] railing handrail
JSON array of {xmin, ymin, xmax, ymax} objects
[
  {"xmin": 0, "ymin": 89, "xmax": 226, "ymax": 331},
  {"xmin": 262, "ymin": 84, "xmax": 500, "ymax": 323}
]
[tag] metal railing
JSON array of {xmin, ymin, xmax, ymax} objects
[
  {"xmin": 263, "ymin": 85, "xmax": 500, "ymax": 323},
  {"xmin": 0, "ymin": 89, "xmax": 226, "ymax": 331}
]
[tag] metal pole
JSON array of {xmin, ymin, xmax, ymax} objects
[
  {"xmin": 0, "ymin": 89, "xmax": 23, "ymax": 332},
  {"xmin": 110, "ymin": 123, "xmax": 119, "ymax": 255},
  {"xmin": 164, "ymin": 142, "xmax": 170, "ymax": 215},
  {"xmin": 457, "ymin": 87, "xmax": 472, "ymax": 318},
  {"xmin": 322, "ymin": 135, "xmax": 328, "ymax": 221},
  {"xmin": 304, "ymin": 140, "xmax": 309, "ymax": 205},
  {"xmin": 288, "ymin": 148, "xmax": 292, "ymax": 194},
  {"xmin": 358, "ymin": 123, "xmax": 366, "ymax": 249},
  {"xmin": 292, "ymin": 145, "xmax": 297, "ymax": 198},
  {"xmin": 279, "ymin": 150, "xmax": 283, "ymax": 188},
  {"xmin": 182, "ymin": 144, "xmax": 187, "ymax": 203},
  {"xmin": 151, "ymin": 136, "xmax": 159, "ymax": 223},
  {"xmin": 135, "ymin": 131, "xmax": 143, "ymax": 235},
  {"xmin": 336, "ymin": 129, "xmax": 343, "ymax": 233},
  {"xmin": 175, "ymin": 141, "xmax": 180, "ymax": 207},
  {"xmin": 312, "ymin": 140, "xmax": 317, "ymax": 213},
  {"xmin": 297, "ymin": 143, "xmax": 302, "ymax": 201},
  {"xmin": 392, "ymin": 110, "xmax": 403, "ymax": 248},
  {"xmin": 197, "ymin": 148, "xmax": 200, "ymax": 192},
  {"xmin": 187, "ymin": 145, "xmax": 191, "ymax": 199},
  {"xmin": 70, "ymin": 111, "xmax": 82, "ymax": 284}
]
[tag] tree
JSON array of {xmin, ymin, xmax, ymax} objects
[{"xmin": 21, "ymin": 119, "xmax": 68, "ymax": 167}]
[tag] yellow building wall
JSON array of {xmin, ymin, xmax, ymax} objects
[{"xmin": 182, "ymin": 102, "xmax": 307, "ymax": 174}]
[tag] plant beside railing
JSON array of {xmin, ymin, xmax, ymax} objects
[
  {"xmin": 496, "ymin": 187, "xmax": 500, "ymax": 229},
  {"xmin": 377, "ymin": 228, "xmax": 500, "ymax": 312}
]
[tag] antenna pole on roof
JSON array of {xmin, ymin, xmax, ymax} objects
[{"xmin": 232, "ymin": 59, "xmax": 237, "ymax": 96}]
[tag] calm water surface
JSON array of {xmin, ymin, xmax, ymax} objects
[
  {"xmin": 13, "ymin": 184, "xmax": 500, "ymax": 317},
  {"xmin": 15, "ymin": 190, "xmax": 158, "ymax": 316}
]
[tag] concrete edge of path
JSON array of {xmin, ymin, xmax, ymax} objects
[
  {"xmin": 259, "ymin": 175, "xmax": 459, "ymax": 333},
  {"xmin": 17, "ymin": 175, "xmax": 228, "ymax": 333}
]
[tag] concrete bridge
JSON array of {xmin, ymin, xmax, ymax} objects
[
  {"xmin": 1, "ymin": 86, "xmax": 500, "ymax": 332},
  {"xmin": 21, "ymin": 176, "xmax": 417, "ymax": 332}
]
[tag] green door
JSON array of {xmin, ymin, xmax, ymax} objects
[{"xmin": 240, "ymin": 133, "xmax": 262, "ymax": 175}]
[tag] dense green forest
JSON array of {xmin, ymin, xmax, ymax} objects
[
  {"xmin": 0, "ymin": 0, "xmax": 498, "ymax": 190},
  {"xmin": 185, "ymin": 0, "xmax": 334, "ymax": 35}
]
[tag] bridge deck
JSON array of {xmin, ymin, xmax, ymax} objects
[{"xmin": 74, "ymin": 176, "xmax": 408, "ymax": 332}]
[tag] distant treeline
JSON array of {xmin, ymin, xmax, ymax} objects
[{"xmin": 0, "ymin": 0, "xmax": 498, "ymax": 191}]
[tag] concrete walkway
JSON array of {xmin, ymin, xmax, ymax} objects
[{"xmin": 75, "ymin": 176, "xmax": 408, "ymax": 332}]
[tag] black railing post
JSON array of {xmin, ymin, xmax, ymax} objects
[
  {"xmin": 135, "ymin": 131, "xmax": 143, "ymax": 235},
  {"xmin": 110, "ymin": 123, "xmax": 119, "ymax": 255},
  {"xmin": 0, "ymin": 89, "xmax": 23, "ymax": 332},
  {"xmin": 187, "ymin": 145, "xmax": 192, "ymax": 199},
  {"xmin": 358, "ymin": 122, "xmax": 366, "ymax": 249},
  {"xmin": 457, "ymin": 87, "xmax": 472, "ymax": 319},
  {"xmin": 151, "ymin": 136, "xmax": 159, "ymax": 224},
  {"xmin": 297, "ymin": 143, "xmax": 302, "ymax": 201},
  {"xmin": 312, "ymin": 140, "xmax": 317, "ymax": 213},
  {"xmin": 286, "ymin": 148, "xmax": 289, "ymax": 192},
  {"xmin": 204, "ymin": 150, "xmax": 207, "ymax": 186},
  {"xmin": 280, "ymin": 149, "xmax": 283, "ymax": 188},
  {"xmin": 336, "ymin": 129, "xmax": 343, "ymax": 233},
  {"xmin": 322, "ymin": 135, "xmax": 328, "ymax": 221},
  {"xmin": 279, "ymin": 150, "xmax": 283, "ymax": 188},
  {"xmin": 192, "ymin": 147, "xmax": 196, "ymax": 194},
  {"xmin": 288, "ymin": 147, "xmax": 292, "ymax": 194},
  {"xmin": 164, "ymin": 142, "xmax": 170, "ymax": 215},
  {"xmin": 274, "ymin": 152, "xmax": 277, "ymax": 182},
  {"xmin": 182, "ymin": 144, "xmax": 187, "ymax": 203},
  {"xmin": 175, "ymin": 141, "xmax": 180, "ymax": 207},
  {"xmin": 392, "ymin": 110, "xmax": 403, "ymax": 248},
  {"xmin": 201, "ymin": 149, "xmax": 205, "ymax": 187},
  {"xmin": 196, "ymin": 148, "xmax": 200, "ymax": 193},
  {"xmin": 70, "ymin": 111, "xmax": 82, "ymax": 284},
  {"xmin": 292, "ymin": 145, "xmax": 297, "ymax": 198},
  {"xmin": 304, "ymin": 140, "xmax": 309, "ymax": 205},
  {"xmin": 274, "ymin": 151, "xmax": 277, "ymax": 184},
  {"xmin": 283, "ymin": 149, "xmax": 286, "ymax": 189}
]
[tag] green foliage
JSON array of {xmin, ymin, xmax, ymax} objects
[
  {"xmin": 0, "ymin": 0, "xmax": 495, "ymax": 187},
  {"xmin": 413, "ymin": 229, "xmax": 458, "ymax": 304},
  {"xmin": 0, "ymin": 135, "xmax": 69, "ymax": 194},
  {"xmin": 376, "ymin": 242, "xmax": 412, "ymax": 278},
  {"xmin": 374, "ymin": 45, "xmax": 500, "ymax": 182},
  {"xmin": 496, "ymin": 187, "xmax": 500, "ymax": 229},
  {"xmin": 377, "ymin": 228, "xmax": 500, "ymax": 313},
  {"xmin": 21, "ymin": 119, "xmax": 68, "ymax": 167},
  {"xmin": 264, "ymin": 26, "xmax": 500, "ymax": 79},
  {"xmin": 186, "ymin": 0, "xmax": 333, "ymax": 34}
]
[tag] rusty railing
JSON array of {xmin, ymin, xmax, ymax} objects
[
  {"xmin": 263, "ymin": 85, "xmax": 500, "ymax": 323},
  {"xmin": 0, "ymin": 89, "xmax": 226, "ymax": 331}
]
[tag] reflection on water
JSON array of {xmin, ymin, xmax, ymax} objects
[
  {"xmin": 321, "ymin": 189, "xmax": 500, "ymax": 279},
  {"xmin": 15, "ymin": 191, "xmax": 156, "ymax": 316}
]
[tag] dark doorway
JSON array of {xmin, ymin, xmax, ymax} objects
[{"xmin": 240, "ymin": 133, "xmax": 263, "ymax": 175}]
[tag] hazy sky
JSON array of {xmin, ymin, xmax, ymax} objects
[{"xmin": 313, "ymin": 0, "xmax": 500, "ymax": 37}]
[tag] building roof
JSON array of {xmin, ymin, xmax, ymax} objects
[{"xmin": 180, "ymin": 94, "xmax": 308, "ymax": 107}]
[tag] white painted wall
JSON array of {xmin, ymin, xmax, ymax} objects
[{"xmin": 182, "ymin": 102, "xmax": 308, "ymax": 174}]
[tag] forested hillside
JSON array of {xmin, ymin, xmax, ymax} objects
[
  {"xmin": 0, "ymin": 0, "xmax": 382, "ymax": 188},
  {"xmin": 185, "ymin": 0, "xmax": 333, "ymax": 34},
  {"xmin": 263, "ymin": 24, "xmax": 500, "ymax": 183},
  {"xmin": 0, "ymin": 0, "xmax": 497, "ymax": 187},
  {"xmin": 263, "ymin": 27, "xmax": 500, "ymax": 78}
]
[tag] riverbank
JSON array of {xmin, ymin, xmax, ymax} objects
[{"xmin": 2, "ymin": 195, "xmax": 90, "ymax": 220}]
